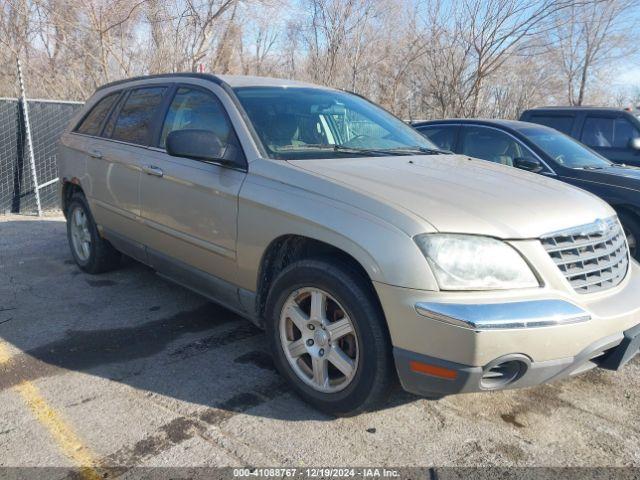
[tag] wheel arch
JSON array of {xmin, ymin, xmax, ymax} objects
[
  {"xmin": 613, "ymin": 203, "xmax": 640, "ymax": 221},
  {"xmin": 61, "ymin": 178, "xmax": 85, "ymax": 218},
  {"xmin": 255, "ymin": 234, "xmax": 382, "ymax": 321}
]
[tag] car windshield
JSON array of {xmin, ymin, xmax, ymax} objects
[
  {"xmin": 519, "ymin": 126, "xmax": 612, "ymax": 169},
  {"xmin": 233, "ymin": 86, "xmax": 442, "ymax": 160}
]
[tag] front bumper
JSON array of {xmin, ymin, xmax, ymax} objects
[
  {"xmin": 374, "ymin": 260, "xmax": 640, "ymax": 396},
  {"xmin": 394, "ymin": 322, "xmax": 640, "ymax": 397}
]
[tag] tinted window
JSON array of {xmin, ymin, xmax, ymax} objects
[
  {"xmin": 612, "ymin": 117, "xmax": 640, "ymax": 147},
  {"xmin": 75, "ymin": 92, "xmax": 119, "ymax": 136},
  {"xmin": 581, "ymin": 117, "xmax": 613, "ymax": 147},
  {"xmin": 528, "ymin": 115, "xmax": 574, "ymax": 135},
  {"xmin": 581, "ymin": 116, "xmax": 640, "ymax": 148},
  {"xmin": 159, "ymin": 88, "xmax": 232, "ymax": 148},
  {"xmin": 111, "ymin": 87, "xmax": 166, "ymax": 144},
  {"xmin": 520, "ymin": 126, "xmax": 610, "ymax": 169},
  {"xmin": 416, "ymin": 126, "xmax": 456, "ymax": 150},
  {"xmin": 102, "ymin": 93, "xmax": 127, "ymax": 138},
  {"xmin": 460, "ymin": 126, "xmax": 534, "ymax": 167}
]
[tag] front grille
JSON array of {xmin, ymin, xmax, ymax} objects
[{"xmin": 541, "ymin": 217, "xmax": 629, "ymax": 294}]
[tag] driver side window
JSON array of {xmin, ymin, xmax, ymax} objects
[
  {"xmin": 159, "ymin": 87, "xmax": 233, "ymax": 150},
  {"xmin": 581, "ymin": 116, "xmax": 640, "ymax": 149},
  {"xmin": 460, "ymin": 126, "xmax": 535, "ymax": 167}
]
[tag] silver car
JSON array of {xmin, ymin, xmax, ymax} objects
[{"xmin": 58, "ymin": 74, "xmax": 640, "ymax": 416}]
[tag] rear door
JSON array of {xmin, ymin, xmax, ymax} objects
[
  {"xmin": 88, "ymin": 85, "xmax": 169, "ymax": 254},
  {"xmin": 138, "ymin": 83, "xmax": 247, "ymax": 291},
  {"xmin": 67, "ymin": 90, "xmax": 122, "ymax": 218},
  {"xmin": 579, "ymin": 113, "xmax": 640, "ymax": 166}
]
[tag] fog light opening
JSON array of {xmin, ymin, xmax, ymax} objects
[{"xmin": 481, "ymin": 356, "xmax": 529, "ymax": 390}]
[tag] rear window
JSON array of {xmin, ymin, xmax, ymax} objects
[
  {"xmin": 527, "ymin": 114, "xmax": 574, "ymax": 135},
  {"xmin": 111, "ymin": 87, "xmax": 167, "ymax": 145},
  {"xmin": 75, "ymin": 92, "xmax": 120, "ymax": 136}
]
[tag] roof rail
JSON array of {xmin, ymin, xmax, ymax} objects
[{"xmin": 95, "ymin": 72, "xmax": 225, "ymax": 91}]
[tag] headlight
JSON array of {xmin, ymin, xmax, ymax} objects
[{"xmin": 414, "ymin": 234, "xmax": 540, "ymax": 290}]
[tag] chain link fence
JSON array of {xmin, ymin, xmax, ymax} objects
[
  {"xmin": 0, "ymin": 98, "xmax": 23, "ymax": 214},
  {"xmin": 0, "ymin": 60, "xmax": 83, "ymax": 215}
]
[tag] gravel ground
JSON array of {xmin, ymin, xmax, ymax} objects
[{"xmin": 0, "ymin": 214, "xmax": 639, "ymax": 477}]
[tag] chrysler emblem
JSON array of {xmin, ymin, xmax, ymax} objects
[{"xmin": 594, "ymin": 219, "xmax": 608, "ymax": 235}]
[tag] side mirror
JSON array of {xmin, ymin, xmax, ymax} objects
[
  {"xmin": 514, "ymin": 157, "xmax": 544, "ymax": 173},
  {"xmin": 166, "ymin": 129, "xmax": 234, "ymax": 165},
  {"xmin": 629, "ymin": 137, "xmax": 640, "ymax": 151}
]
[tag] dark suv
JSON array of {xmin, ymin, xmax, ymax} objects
[{"xmin": 520, "ymin": 107, "xmax": 640, "ymax": 166}]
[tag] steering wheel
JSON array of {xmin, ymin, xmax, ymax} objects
[
  {"xmin": 342, "ymin": 134, "xmax": 369, "ymax": 146},
  {"xmin": 555, "ymin": 154, "xmax": 566, "ymax": 165}
]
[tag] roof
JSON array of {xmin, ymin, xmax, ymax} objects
[
  {"xmin": 217, "ymin": 75, "xmax": 328, "ymax": 89},
  {"xmin": 96, "ymin": 73, "xmax": 329, "ymax": 92},
  {"xmin": 412, "ymin": 118, "xmax": 544, "ymax": 131},
  {"xmin": 524, "ymin": 106, "xmax": 628, "ymax": 112}
]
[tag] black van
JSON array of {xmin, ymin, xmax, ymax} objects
[{"xmin": 520, "ymin": 107, "xmax": 640, "ymax": 167}]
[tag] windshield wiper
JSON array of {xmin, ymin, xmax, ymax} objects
[
  {"xmin": 332, "ymin": 145, "xmax": 418, "ymax": 156},
  {"xmin": 386, "ymin": 146, "xmax": 453, "ymax": 155},
  {"xmin": 332, "ymin": 145, "xmax": 452, "ymax": 156},
  {"xmin": 276, "ymin": 144, "xmax": 391, "ymax": 156},
  {"xmin": 275, "ymin": 144, "xmax": 451, "ymax": 157}
]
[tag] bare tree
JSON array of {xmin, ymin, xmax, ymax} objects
[
  {"xmin": 1, "ymin": 0, "xmax": 639, "ymax": 121},
  {"xmin": 417, "ymin": 0, "xmax": 579, "ymax": 117},
  {"xmin": 301, "ymin": 0, "xmax": 383, "ymax": 85},
  {"xmin": 548, "ymin": 0, "xmax": 639, "ymax": 105}
]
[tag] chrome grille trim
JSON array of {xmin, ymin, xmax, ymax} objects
[{"xmin": 541, "ymin": 217, "xmax": 629, "ymax": 294}]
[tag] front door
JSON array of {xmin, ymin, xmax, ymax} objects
[
  {"xmin": 579, "ymin": 113, "xmax": 640, "ymax": 166},
  {"xmin": 139, "ymin": 85, "xmax": 247, "ymax": 292}
]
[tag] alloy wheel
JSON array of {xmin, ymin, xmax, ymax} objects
[
  {"xmin": 279, "ymin": 287, "xmax": 359, "ymax": 393},
  {"xmin": 70, "ymin": 206, "xmax": 92, "ymax": 262}
]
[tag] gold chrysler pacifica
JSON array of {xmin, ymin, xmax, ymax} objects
[{"xmin": 58, "ymin": 74, "xmax": 640, "ymax": 415}]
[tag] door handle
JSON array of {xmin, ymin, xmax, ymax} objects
[
  {"xmin": 89, "ymin": 149, "xmax": 103, "ymax": 159},
  {"xmin": 143, "ymin": 165, "xmax": 164, "ymax": 177}
]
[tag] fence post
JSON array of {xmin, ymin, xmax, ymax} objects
[{"xmin": 16, "ymin": 57, "xmax": 42, "ymax": 216}]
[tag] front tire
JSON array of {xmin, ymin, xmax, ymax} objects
[
  {"xmin": 265, "ymin": 259, "xmax": 394, "ymax": 416},
  {"xmin": 66, "ymin": 194, "xmax": 121, "ymax": 274}
]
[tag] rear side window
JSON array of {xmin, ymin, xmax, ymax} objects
[
  {"xmin": 75, "ymin": 92, "xmax": 120, "ymax": 136},
  {"xmin": 581, "ymin": 116, "xmax": 639, "ymax": 148},
  {"xmin": 528, "ymin": 115, "xmax": 574, "ymax": 135},
  {"xmin": 111, "ymin": 87, "xmax": 167, "ymax": 145},
  {"xmin": 159, "ymin": 87, "xmax": 233, "ymax": 148},
  {"xmin": 416, "ymin": 126, "xmax": 456, "ymax": 151}
]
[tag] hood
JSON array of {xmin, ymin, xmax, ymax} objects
[
  {"xmin": 288, "ymin": 155, "xmax": 614, "ymax": 239},
  {"xmin": 568, "ymin": 164, "xmax": 640, "ymax": 191}
]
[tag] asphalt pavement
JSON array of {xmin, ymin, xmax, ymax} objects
[{"xmin": 0, "ymin": 214, "xmax": 639, "ymax": 478}]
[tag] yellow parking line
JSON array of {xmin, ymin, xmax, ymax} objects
[
  {"xmin": 0, "ymin": 341, "xmax": 12, "ymax": 364},
  {"xmin": 1, "ymin": 342, "xmax": 101, "ymax": 480}
]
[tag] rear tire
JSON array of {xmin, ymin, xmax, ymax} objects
[
  {"xmin": 265, "ymin": 258, "xmax": 394, "ymax": 416},
  {"xmin": 66, "ymin": 194, "xmax": 121, "ymax": 274}
]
